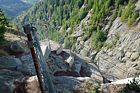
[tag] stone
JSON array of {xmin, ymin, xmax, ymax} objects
[
  {"xmin": 81, "ymin": 62, "xmax": 103, "ymax": 83},
  {"xmin": 48, "ymin": 54, "xmax": 68, "ymax": 74},
  {"xmin": 13, "ymin": 76, "xmax": 44, "ymax": 93},
  {"xmin": 80, "ymin": 48, "xmax": 88, "ymax": 57},
  {"xmin": 65, "ymin": 55, "xmax": 74, "ymax": 69},
  {"xmin": 130, "ymin": 52, "xmax": 139, "ymax": 61},
  {"xmin": 54, "ymin": 76, "xmax": 81, "ymax": 92},
  {"xmin": 20, "ymin": 54, "xmax": 36, "ymax": 75},
  {"xmin": 0, "ymin": 69, "xmax": 24, "ymax": 93},
  {"xmin": 0, "ymin": 56, "xmax": 22, "ymax": 69},
  {"xmin": 10, "ymin": 41, "xmax": 25, "ymax": 54},
  {"xmin": 72, "ymin": 30, "xmax": 83, "ymax": 38},
  {"xmin": 125, "ymin": 52, "xmax": 132, "ymax": 58},
  {"xmin": 40, "ymin": 39, "xmax": 63, "ymax": 55},
  {"xmin": 89, "ymin": 51, "xmax": 97, "ymax": 59},
  {"xmin": 127, "ymin": 68, "xmax": 139, "ymax": 77},
  {"xmin": 54, "ymin": 76, "xmax": 98, "ymax": 93},
  {"xmin": 77, "ymin": 37, "xmax": 84, "ymax": 42},
  {"xmin": 25, "ymin": 76, "xmax": 41, "ymax": 93},
  {"xmin": 135, "ymin": 0, "xmax": 140, "ymax": 14},
  {"xmin": 100, "ymin": 84, "xmax": 126, "ymax": 93}
]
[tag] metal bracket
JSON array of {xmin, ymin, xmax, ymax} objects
[{"xmin": 23, "ymin": 24, "xmax": 32, "ymax": 34}]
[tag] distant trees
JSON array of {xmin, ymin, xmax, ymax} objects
[
  {"xmin": 0, "ymin": 9, "xmax": 8, "ymax": 44},
  {"xmin": 92, "ymin": 27, "xmax": 107, "ymax": 51},
  {"xmin": 20, "ymin": 0, "xmax": 139, "ymax": 51},
  {"xmin": 121, "ymin": 0, "xmax": 139, "ymax": 25}
]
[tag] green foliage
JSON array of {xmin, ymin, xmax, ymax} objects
[
  {"xmin": 104, "ymin": 33, "xmax": 120, "ymax": 49},
  {"xmin": 112, "ymin": 9, "xmax": 117, "ymax": 21},
  {"xmin": 47, "ymin": 30, "xmax": 61, "ymax": 42},
  {"xmin": 0, "ymin": 9, "xmax": 8, "ymax": 44},
  {"xmin": 121, "ymin": 0, "xmax": 139, "ymax": 25},
  {"xmin": 63, "ymin": 37, "xmax": 69, "ymax": 48},
  {"xmin": 91, "ymin": 27, "xmax": 107, "ymax": 51},
  {"xmin": 121, "ymin": 77, "xmax": 140, "ymax": 93},
  {"xmin": 88, "ymin": 88, "xmax": 99, "ymax": 93},
  {"xmin": 18, "ymin": 0, "xmax": 139, "ymax": 52}
]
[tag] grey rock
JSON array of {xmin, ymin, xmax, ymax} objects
[
  {"xmin": 95, "ymin": 18, "xmax": 140, "ymax": 81},
  {"xmin": 0, "ymin": 56, "xmax": 22, "ymax": 69},
  {"xmin": 81, "ymin": 62, "xmax": 103, "ymax": 83},
  {"xmin": 130, "ymin": 52, "xmax": 139, "ymax": 61},
  {"xmin": 54, "ymin": 76, "xmax": 81, "ymax": 92},
  {"xmin": 48, "ymin": 54, "xmax": 69, "ymax": 74},
  {"xmin": 72, "ymin": 30, "xmax": 83, "ymax": 37},
  {"xmin": 80, "ymin": 48, "xmax": 88, "ymax": 57},
  {"xmin": 10, "ymin": 41, "xmax": 25, "ymax": 53},
  {"xmin": 0, "ymin": 69, "xmax": 24, "ymax": 93},
  {"xmin": 54, "ymin": 76, "xmax": 98, "ymax": 93},
  {"xmin": 20, "ymin": 54, "xmax": 36, "ymax": 75},
  {"xmin": 125, "ymin": 52, "xmax": 132, "ymax": 58},
  {"xmin": 100, "ymin": 83, "xmax": 126, "ymax": 93},
  {"xmin": 135, "ymin": 0, "xmax": 140, "ymax": 14}
]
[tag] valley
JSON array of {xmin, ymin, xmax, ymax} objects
[{"xmin": 0, "ymin": 0, "xmax": 140, "ymax": 93}]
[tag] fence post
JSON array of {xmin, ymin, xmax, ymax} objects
[{"xmin": 23, "ymin": 24, "xmax": 45, "ymax": 93}]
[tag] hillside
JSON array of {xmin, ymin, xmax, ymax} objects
[
  {"xmin": 17, "ymin": 0, "xmax": 139, "ymax": 50},
  {"xmin": 17, "ymin": 0, "xmax": 140, "ymax": 77},
  {"xmin": 21, "ymin": 0, "xmax": 39, "ymax": 4},
  {"xmin": 0, "ymin": 0, "xmax": 140, "ymax": 93},
  {"xmin": 0, "ymin": 0, "xmax": 37, "ymax": 17}
]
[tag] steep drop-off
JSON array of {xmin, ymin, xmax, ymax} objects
[{"xmin": 17, "ymin": 0, "xmax": 140, "ymax": 81}]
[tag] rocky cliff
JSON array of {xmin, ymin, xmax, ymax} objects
[
  {"xmin": 96, "ymin": 17, "xmax": 140, "ymax": 81},
  {"xmin": 64, "ymin": 0, "xmax": 140, "ymax": 82}
]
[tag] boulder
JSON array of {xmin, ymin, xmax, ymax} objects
[
  {"xmin": 65, "ymin": 55, "xmax": 74, "ymax": 69},
  {"xmin": 95, "ymin": 18, "xmax": 140, "ymax": 81},
  {"xmin": 0, "ymin": 56, "xmax": 22, "ymax": 70},
  {"xmin": 0, "ymin": 69, "xmax": 24, "ymax": 93},
  {"xmin": 135, "ymin": 0, "xmax": 140, "ymax": 14},
  {"xmin": 47, "ymin": 54, "xmax": 69, "ymax": 74},
  {"xmin": 130, "ymin": 52, "xmax": 139, "ymax": 61},
  {"xmin": 10, "ymin": 41, "xmax": 25, "ymax": 54},
  {"xmin": 81, "ymin": 62, "xmax": 103, "ymax": 83},
  {"xmin": 100, "ymin": 84, "xmax": 126, "ymax": 93},
  {"xmin": 72, "ymin": 30, "xmax": 83, "ymax": 38},
  {"xmin": 53, "ymin": 76, "xmax": 80, "ymax": 92},
  {"xmin": 80, "ymin": 48, "xmax": 88, "ymax": 57},
  {"xmin": 54, "ymin": 76, "xmax": 98, "ymax": 93},
  {"xmin": 25, "ymin": 76, "xmax": 42, "ymax": 93},
  {"xmin": 20, "ymin": 54, "xmax": 36, "ymax": 75}
]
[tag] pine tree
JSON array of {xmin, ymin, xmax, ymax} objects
[{"xmin": 0, "ymin": 9, "xmax": 8, "ymax": 44}]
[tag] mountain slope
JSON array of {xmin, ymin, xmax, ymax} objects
[
  {"xmin": 21, "ymin": 0, "xmax": 40, "ymax": 4},
  {"xmin": 17, "ymin": 0, "xmax": 139, "ymax": 49},
  {"xmin": 0, "ymin": 0, "xmax": 37, "ymax": 17}
]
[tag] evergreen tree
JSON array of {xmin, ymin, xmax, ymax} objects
[{"xmin": 0, "ymin": 9, "xmax": 8, "ymax": 44}]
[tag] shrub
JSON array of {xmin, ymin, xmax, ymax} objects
[
  {"xmin": 121, "ymin": 77, "xmax": 140, "ymax": 93},
  {"xmin": 121, "ymin": 0, "xmax": 139, "ymax": 25},
  {"xmin": 92, "ymin": 27, "xmax": 107, "ymax": 51}
]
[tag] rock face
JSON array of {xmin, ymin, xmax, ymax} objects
[
  {"xmin": 69, "ymin": 10, "xmax": 93, "ymax": 56},
  {"xmin": 0, "ymin": 69, "xmax": 24, "ymax": 93},
  {"xmin": 100, "ymin": 84, "xmax": 126, "ymax": 93},
  {"xmin": 10, "ymin": 41, "xmax": 26, "ymax": 54},
  {"xmin": 95, "ymin": 17, "xmax": 140, "ymax": 81},
  {"xmin": 0, "ymin": 56, "xmax": 22, "ymax": 69}
]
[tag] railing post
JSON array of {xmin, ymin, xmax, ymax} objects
[{"xmin": 23, "ymin": 24, "xmax": 45, "ymax": 93}]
